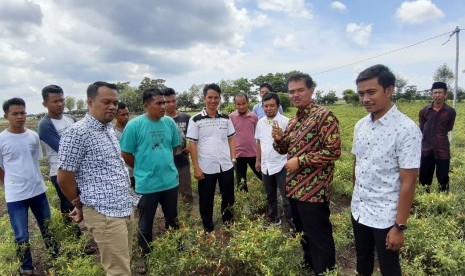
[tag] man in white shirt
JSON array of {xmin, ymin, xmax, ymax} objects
[
  {"xmin": 1, "ymin": 97, "xmax": 58, "ymax": 275},
  {"xmin": 186, "ymin": 83, "xmax": 236, "ymax": 232},
  {"xmin": 255, "ymin": 92, "xmax": 293, "ymax": 229},
  {"xmin": 352, "ymin": 64, "xmax": 422, "ymax": 275}
]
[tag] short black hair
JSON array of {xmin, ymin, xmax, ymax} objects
[
  {"xmin": 117, "ymin": 102, "xmax": 127, "ymax": 110},
  {"xmin": 259, "ymin": 83, "xmax": 273, "ymax": 92},
  {"xmin": 356, "ymin": 64, "xmax": 396, "ymax": 89},
  {"xmin": 143, "ymin": 88, "xmax": 164, "ymax": 103},
  {"xmin": 203, "ymin": 83, "xmax": 221, "ymax": 97},
  {"xmin": 3, "ymin": 97, "xmax": 26, "ymax": 114},
  {"xmin": 162, "ymin": 87, "xmax": 176, "ymax": 97},
  {"xmin": 87, "ymin": 81, "xmax": 118, "ymax": 99},
  {"xmin": 42, "ymin": 85, "xmax": 64, "ymax": 101},
  {"xmin": 262, "ymin": 92, "xmax": 280, "ymax": 107},
  {"xmin": 286, "ymin": 73, "xmax": 314, "ymax": 89},
  {"xmin": 234, "ymin": 92, "xmax": 249, "ymax": 103}
]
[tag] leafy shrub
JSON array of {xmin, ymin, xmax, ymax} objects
[{"xmin": 277, "ymin": 92, "xmax": 291, "ymax": 111}]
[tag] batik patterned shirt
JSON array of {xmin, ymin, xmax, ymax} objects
[
  {"xmin": 59, "ymin": 114, "xmax": 139, "ymax": 217},
  {"xmin": 273, "ymin": 103, "xmax": 341, "ymax": 202}
]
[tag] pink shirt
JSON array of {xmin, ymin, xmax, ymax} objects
[{"xmin": 229, "ymin": 110, "xmax": 258, "ymax": 158}]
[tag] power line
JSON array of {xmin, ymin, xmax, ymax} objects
[{"xmin": 311, "ymin": 29, "xmax": 463, "ymax": 76}]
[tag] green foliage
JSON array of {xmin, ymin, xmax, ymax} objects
[
  {"xmin": 277, "ymin": 92, "xmax": 290, "ymax": 111},
  {"xmin": 64, "ymin": 96, "xmax": 76, "ymax": 112},
  {"xmin": 342, "ymin": 89, "xmax": 359, "ymax": 105}
]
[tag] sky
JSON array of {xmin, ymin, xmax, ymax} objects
[{"xmin": 1, "ymin": 0, "xmax": 465, "ymax": 114}]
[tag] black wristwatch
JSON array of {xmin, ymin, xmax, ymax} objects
[{"xmin": 394, "ymin": 222, "xmax": 407, "ymax": 231}]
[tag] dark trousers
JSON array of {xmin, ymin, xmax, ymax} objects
[
  {"xmin": 289, "ymin": 198, "xmax": 335, "ymax": 275},
  {"xmin": 198, "ymin": 168, "xmax": 235, "ymax": 232},
  {"xmin": 235, "ymin": 157, "xmax": 262, "ymax": 192},
  {"xmin": 419, "ymin": 155, "xmax": 450, "ymax": 191},
  {"xmin": 351, "ymin": 216, "xmax": 401, "ymax": 276},
  {"xmin": 50, "ymin": 176, "xmax": 82, "ymax": 237},
  {"xmin": 262, "ymin": 168, "xmax": 292, "ymax": 221},
  {"xmin": 138, "ymin": 186, "xmax": 179, "ymax": 255}
]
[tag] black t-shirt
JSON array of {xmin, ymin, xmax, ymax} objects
[{"xmin": 173, "ymin": 112, "xmax": 191, "ymax": 168}]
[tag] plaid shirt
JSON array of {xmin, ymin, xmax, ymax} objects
[
  {"xmin": 273, "ymin": 103, "xmax": 341, "ymax": 202},
  {"xmin": 419, "ymin": 103, "xmax": 456, "ymax": 159}
]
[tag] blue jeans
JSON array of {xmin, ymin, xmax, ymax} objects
[{"xmin": 6, "ymin": 193, "xmax": 57, "ymax": 271}]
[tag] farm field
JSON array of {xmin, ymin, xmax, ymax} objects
[{"xmin": 0, "ymin": 101, "xmax": 464, "ymax": 275}]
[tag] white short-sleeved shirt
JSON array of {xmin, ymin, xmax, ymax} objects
[
  {"xmin": 42, "ymin": 116, "xmax": 75, "ymax": 176},
  {"xmin": 255, "ymin": 113, "xmax": 289, "ymax": 175},
  {"xmin": 351, "ymin": 105, "xmax": 422, "ymax": 228},
  {"xmin": 0, "ymin": 129, "xmax": 46, "ymax": 202},
  {"xmin": 186, "ymin": 108, "xmax": 236, "ymax": 174}
]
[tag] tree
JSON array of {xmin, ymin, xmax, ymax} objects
[
  {"xmin": 76, "ymin": 99, "xmax": 86, "ymax": 114},
  {"xmin": 137, "ymin": 77, "xmax": 167, "ymax": 93},
  {"xmin": 320, "ymin": 91, "xmax": 338, "ymax": 105},
  {"xmin": 402, "ymin": 85, "xmax": 417, "ymax": 102},
  {"xmin": 277, "ymin": 93, "xmax": 290, "ymax": 111},
  {"xmin": 433, "ymin": 63, "xmax": 454, "ymax": 86},
  {"xmin": 119, "ymin": 86, "xmax": 143, "ymax": 113},
  {"xmin": 251, "ymin": 71, "xmax": 304, "ymax": 96},
  {"xmin": 342, "ymin": 89, "xmax": 359, "ymax": 105},
  {"xmin": 315, "ymin": 90, "xmax": 324, "ymax": 104},
  {"xmin": 176, "ymin": 91, "xmax": 196, "ymax": 111},
  {"xmin": 65, "ymin": 96, "xmax": 75, "ymax": 113},
  {"xmin": 395, "ymin": 74, "xmax": 408, "ymax": 102}
]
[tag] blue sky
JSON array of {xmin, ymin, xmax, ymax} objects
[{"xmin": 1, "ymin": 0, "xmax": 464, "ymax": 114}]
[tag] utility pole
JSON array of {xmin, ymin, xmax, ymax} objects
[{"xmin": 453, "ymin": 26, "xmax": 460, "ymax": 109}]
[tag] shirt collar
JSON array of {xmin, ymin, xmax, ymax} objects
[
  {"xmin": 85, "ymin": 113, "xmax": 113, "ymax": 130},
  {"xmin": 296, "ymin": 102, "xmax": 316, "ymax": 117},
  {"xmin": 201, "ymin": 107, "xmax": 223, "ymax": 118},
  {"xmin": 370, "ymin": 104, "xmax": 398, "ymax": 125}
]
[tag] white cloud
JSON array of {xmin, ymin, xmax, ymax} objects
[
  {"xmin": 257, "ymin": 0, "xmax": 312, "ymax": 18},
  {"xmin": 346, "ymin": 23, "xmax": 372, "ymax": 46},
  {"xmin": 273, "ymin": 34, "xmax": 297, "ymax": 48},
  {"xmin": 395, "ymin": 0, "xmax": 444, "ymax": 24},
  {"xmin": 330, "ymin": 1, "xmax": 347, "ymax": 12}
]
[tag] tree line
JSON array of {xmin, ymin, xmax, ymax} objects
[{"xmin": 63, "ymin": 63, "xmax": 464, "ymax": 113}]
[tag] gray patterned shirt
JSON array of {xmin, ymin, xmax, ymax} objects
[
  {"xmin": 59, "ymin": 114, "xmax": 138, "ymax": 217},
  {"xmin": 351, "ymin": 105, "xmax": 422, "ymax": 228}
]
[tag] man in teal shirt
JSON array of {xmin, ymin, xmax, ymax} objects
[{"xmin": 120, "ymin": 88, "xmax": 180, "ymax": 263}]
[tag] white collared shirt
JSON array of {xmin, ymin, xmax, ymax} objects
[
  {"xmin": 255, "ymin": 113, "xmax": 289, "ymax": 175},
  {"xmin": 186, "ymin": 108, "xmax": 236, "ymax": 174},
  {"xmin": 351, "ymin": 105, "xmax": 422, "ymax": 228}
]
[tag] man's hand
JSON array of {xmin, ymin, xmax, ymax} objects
[
  {"xmin": 255, "ymin": 161, "xmax": 261, "ymax": 172},
  {"xmin": 193, "ymin": 166, "xmax": 205, "ymax": 180},
  {"xmin": 385, "ymin": 227, "xmax": 404, "ymax": 251},
  {"xmin": 284, "ymin": 157, "xmax": 299, "ymax": 173},
  {"xmin": 271, "ymin": 121, "xmax": 283, "ymax": 141},
  {"xmin": 69, "ymin": 207, "xmax": 83, "ymax": 223}
]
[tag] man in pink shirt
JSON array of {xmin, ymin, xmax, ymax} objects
[{"xmin": 230, "ymin": 93, "xmax": 262, "ymax": 192}]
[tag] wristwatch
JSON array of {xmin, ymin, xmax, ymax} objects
[{"xmin": 394, "ymin": 222, "xmax": 407, "ymax": 231}]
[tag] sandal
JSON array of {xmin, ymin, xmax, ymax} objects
[{"xmin": 134, "ymin": 260, "xmax": 147, "ymax": 275}]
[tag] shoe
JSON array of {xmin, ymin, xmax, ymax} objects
[
  {"xmin": 20, "ymin": 268, "xmax": 34, "ymax": 276},
  {"xmin": 265, "ymin": 218, "xmax": 281, "ymax": 227}
]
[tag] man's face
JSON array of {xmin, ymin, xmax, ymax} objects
[
  {"xmin": 259, "ymin": 86, "xmax": 271, "ymax": 98},
  {"xmin": 288, "ymin": 79, "xmax": 313, "ymax": 110},
  {"xmin": 115, "ymin": 107, "xmax": 130, "ymax": 127},
  {"xmin": 263, "ymin": 98, "xmax": 279, "ymax": 118},
  {"xmin": 204, "ymin": 89, "xmax": 221, "ymax": 110},
  {"xmin": 165, "ymin": 95, "xmax": 177, "ymax": 114},
  {"xmin": 432, "ymin": 88, "xmax": 447, "ymax": 105},
  {"xmin": 43, "ymin": 93, "xmax": 65, "ymax": 117},
  {"xmin": 357, "ymin": 77, "xmax": 393, "ymax": 118},
  {"xmin": 4, "ymin": 104, "xmax": 26, "ymax": 130},
  {"xmin": 145, "ymin": 95, "xmax": 166, "ymax": 119},
  {"xmin": 234, "ymin": 95, "xmax": 249, "ymax": 115},
  {"xmin": 87, "ymin": 86, "xmax": 118, "ymax": 123}
]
